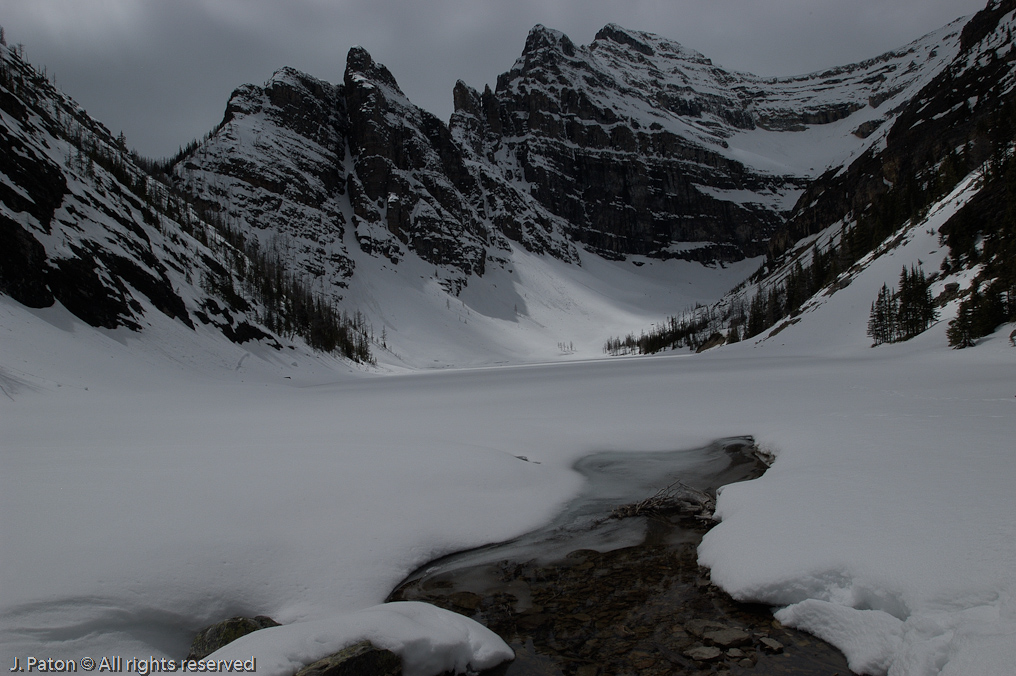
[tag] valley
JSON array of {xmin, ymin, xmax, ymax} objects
[{"xmin": 2, "ymin": 3, "xmax": 1016, "ymax": 675}]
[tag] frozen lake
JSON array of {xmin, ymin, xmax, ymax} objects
[{"xmin": 2, "ymin": 290, "xmax": 1015, "ymax": 675}]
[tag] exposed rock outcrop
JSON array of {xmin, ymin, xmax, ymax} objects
[
  {"xmin": 186, "ymin": 616, "xmax": 281, "ymax": 661},
  {"xmin": 293, "ymin": 641, "xmax": 401, "ymax": 676}
]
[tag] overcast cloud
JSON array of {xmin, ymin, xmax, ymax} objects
[{"xmin": 0, "ymin": 0, "xmax": 987, "ymax": 158}]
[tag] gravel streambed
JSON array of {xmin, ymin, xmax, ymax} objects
[{"xmin": 388, "ymin": 439, "xmax": 853, "ymax": 676}]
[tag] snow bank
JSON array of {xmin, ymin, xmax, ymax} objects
[
  {"xmin": 695, "ymin": 178, "xmax": 1016, "ymax": 675},
  {"xmin": 206, "ymin": 602, "xmax": 512, "ymax": 676},
  {"xmin": 776, "ymin": 601, "xmax": 904, "ymax": 674}
]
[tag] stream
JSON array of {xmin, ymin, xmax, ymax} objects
[{"xmin": 388, "ymin": 438, "xmax": 853, "ymax": 675}]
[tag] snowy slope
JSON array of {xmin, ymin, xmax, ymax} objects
[
  {"xmin": 3, "ymin": 157, "xmax": 1014, "ymax": 676},
  {"xmin": 0, "ymin": 40, "xmax": 351, "ymax": 366},
  {"xmin": 498, "ymin": 20, "xmax": 962, "ymax": 179},
  {"xmin": 333, "ymin": 239, "xmax": 761, "ymax": 369},
  {"xmin": 174, "ymin": 16, "xmax": 964, "ymax": 349},
  {"xmin": 166, "ymin": 15, "xmax": 970, "ymax": 369}
]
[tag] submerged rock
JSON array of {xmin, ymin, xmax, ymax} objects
[
  {"xmin": 684, "ymin": 645, "xmax": 723, "ymax": 662},
  {"xmin": 684, "ymin": 619, "xmax": 727, "ymax": 638},
  {"xmin": 386, "ymin": 441, "xmax": 851, "ymax": 674},
  {"xmin": 703, "ymin": 627, "xmax": 752, "ymax": 648}
]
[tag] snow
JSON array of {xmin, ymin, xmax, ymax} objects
[
  {"xmin": 696, "ymin": 176, "xmax": 1016, "ymax": 675},
  {"xmin": 207, "ymin": 603, "xmax": 513, "ymax": 676},
  {"xmin": 336, "ymin": 240, "xmax": 760, "ymax": 369},
  {"xmin": 534, "ymin": 17, "xmax": 964, "ymax": 183},
  {"xmin": 4, "ymin": 211, "xmax": 1014, "ymax": 675}
]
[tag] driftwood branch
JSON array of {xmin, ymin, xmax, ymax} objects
[{"xmin": 610, "ymin": 479, "xmax": 715, "ymax": 521}]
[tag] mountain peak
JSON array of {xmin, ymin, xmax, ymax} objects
[
  {"xmin": 264, "ymin": 66, "xmax": 335, "ymax": 100},
  {"xmin": 345, "ymin": 45, "xmax": 403, "ymax": 94},
  {"xmin": 523, "ymin": 24, "xmax": 577, "ymax": 57}
]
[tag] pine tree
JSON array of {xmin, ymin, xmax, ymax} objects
[
  {"xmin": 947, "ymin": 301, "xmax": 975, "ymax": 348},
  {"xmin": 745, "ymin": 290, "xmax": 767, "ymax": 339},
  {"xmin": 867, "ymin": 300, "xmax": 882, "ymax": 346},
  {"xmin": 867, "ymin": 284, "xmax": 897, "ymax": 346}
]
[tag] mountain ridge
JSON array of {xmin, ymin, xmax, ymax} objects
[{"xmin": 171, "ymin": 16, "xmax": 963, "ymax": 302}]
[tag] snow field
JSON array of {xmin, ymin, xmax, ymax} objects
[{"xmin": 3, "ymin": 287, "xmax": 1014, "ymax": 676}]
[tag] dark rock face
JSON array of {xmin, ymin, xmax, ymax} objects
[
  {"xmin": 0, "ymin": 44, "xmax": 194, "ymax": 330},
  {"xmin": 342, "ymin": 47, "xmax": 492, "ymax": 280},
  {"xmin": 177, "ymin": 66, "xmax": 355, "ymax": 294},
  {"xmin": 0, "ymin": 121, "xmax": 67, "ymax": 232},
  {"xmin": 769, "ymin": 3, "xmax": 1009, "ymax": 258},
  {"xmin": 451, "ymin": 22, "xmax": 957, "ymax": 263},
  {"xmin": 0, "ymin": 216, "xmax": 53, "ymax": 308},
  {"xmin": 468, "ymin": 25, "xmax": 784, "ymax": 261},
  {"xmin": 2, "ymin": 15, "xmax": 978, "ymax": 342},
  {"xmin": 177, "ymin": 52, "xmax": 528, "ymax": 297}
]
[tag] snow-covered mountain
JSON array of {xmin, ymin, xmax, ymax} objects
[
  {"xmin": 0, "ymin": 45, "xmax": 196, "ymax": 332},
  {"xmin": 634, "ymin": 0, "xmax": 1016, "ymax": 355},
  {"xmin": 0, "ymin": 41, "xmax": 375, "ymax": 364},
  {"xmin": 150, "ymin": 15, "xmax": 991, "ymax": 366},
  {"xmin": 452, "ymin": 20, "xmax": 960, "ymax": 261},
  {"xmin": 3, "ymin": 3, "xmax": 1013, "ymax": 366},
  {"xmin": 171, "ymin": 16, "xmax": 961, "ymax": 305}
]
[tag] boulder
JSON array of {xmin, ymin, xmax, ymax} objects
[
  {"xmin": 294, "ymin": 641, "xmax": 401, "ymax": 676},
  {"xmin": 186, "ymin": 616, "xmax": 280, "ymax": 661},
  {"xmin": 683, "ymin": 619, "xmax": 727, "ymax": 638}
]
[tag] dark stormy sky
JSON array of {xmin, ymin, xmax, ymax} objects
[{"xmin": 0, "ymin": 0, "xmax": 988, "ymax": 159}]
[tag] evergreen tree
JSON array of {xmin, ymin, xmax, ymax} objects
[
  {"xmin": 867, "ymin": 283, "xmax": 896, "ymax": 346},
  {"xmin": 868, "ymin": 265, "xmax": 935, "ymax": 346},
  {"xmin": 947, "ymin": 301, "xmax": 975, "ymax": 348}
]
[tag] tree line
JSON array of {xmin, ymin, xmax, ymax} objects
[
  {"xmin": 603, "ymin": 307, "xmax": 715, "ymax": 355},
  {"xmin": 605, "ymin": 124, "xmax": 993, "ymax": 355},
  {"xmin": 199, "ymin": 211, "xmax": 375, "ymax": 362}
]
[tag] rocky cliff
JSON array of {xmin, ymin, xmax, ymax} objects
[
  {"xmin": 174, "ymin": 19, "xmax": 962, "ymax": 300},
  {"xmin": 3, "ymin": 12, "xmax": 994, "ymax": 361},
  {"xmin": 452, "ymin": 22, "xmax": 962, "ymax": 261}
]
